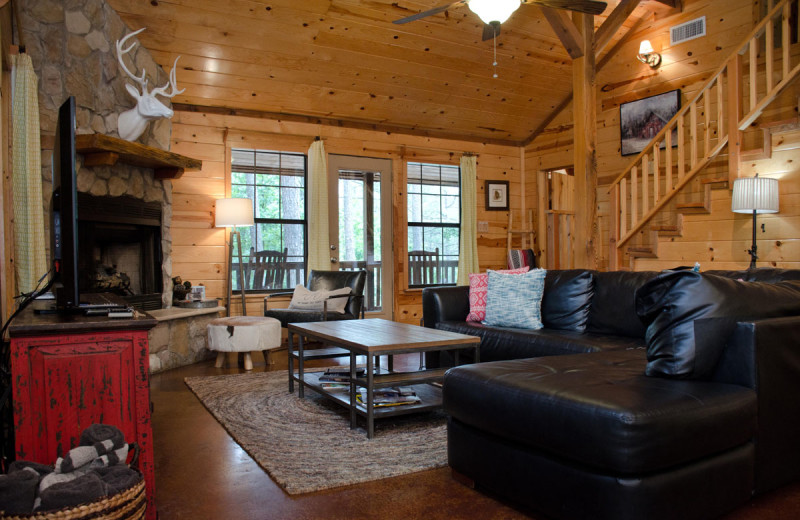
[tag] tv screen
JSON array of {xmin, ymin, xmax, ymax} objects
[{"xmin": 51, "ymin": 96, "xmax": 79, "ymax": 309}]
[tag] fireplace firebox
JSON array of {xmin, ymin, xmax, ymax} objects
[{"xmin": 77, "ymin": 193, "xmax": 163, "ymax": 310}]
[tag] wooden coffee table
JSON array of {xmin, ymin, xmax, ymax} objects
[{"xmin": 287, "ymin": 319, "xmax": 480, "ymax": 438}]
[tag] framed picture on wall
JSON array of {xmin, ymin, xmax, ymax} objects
[
  {"xmin": 485, "ymin": 180, "xmax": 509, "ymax": 211},
  {"xmin": 620, "ymin": 89, "xmax": 681, "ymax": 156}
]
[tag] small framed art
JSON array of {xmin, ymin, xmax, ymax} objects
[
  {"xmin": 620, "ymin": 89, "xmax": 681, "ymax": 156},
  {"xmin": 485, "ymin": 181, "xmax": 509, "ymax": 211}
]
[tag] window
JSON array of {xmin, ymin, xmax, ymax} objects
[
  {"xmin": 407, "ymin": 162, "xmax": 460, "ymax": 287},
  {"xmin": 230, "ymin": 149, "xmax": 307, "ymax": 291}
]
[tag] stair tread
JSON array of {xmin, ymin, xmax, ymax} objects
[
  {"xmin": 651, "ymin": 225, "xmax": 679, "ymax": 231},
  {"xmin": 701, "ymin": 178, "xmax": 729, "ymax": 189}
]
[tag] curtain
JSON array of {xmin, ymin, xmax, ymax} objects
[
  {"xmin": 457, "ymin": 154, "xmax": 479, "ymax": 285},
  {"xmin": 307, "ymin": 139, "xmax": 330, "ymax": 272},
  {"xmin": 12, "ymin": 54, "xmax": 48, "ymax": 295}
]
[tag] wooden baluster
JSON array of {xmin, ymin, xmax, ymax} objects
[
  {"xmin": 703, "ymin": 89, "xmax": 711, "ymax": 157},
  {"xmin": 766, "ymin": 9, "xmax": 774, "ymax": 90},
  {"xmin": 631, "ymin": 166, "xmax": 638, "ymax": 228},
  {"xmin": 784, "ymin": 2, "xmax": 791, "ymax": 79},
  {"xmin": 727, "ymin": 54, "xmax": 744, "ymax": 184},
  {"xmin": 749, "ymin": 37, "xmax": 758, "ymax": 112},
  {"xmin": 717, "ymin": 76, "xmax": 724, "ymax": 141},
  {"xmin": 642, "ymin": 154, "xmax": 649, "ymax": 215},
  {"xmin": 690, "ymin": 103, "xmax": 698, "ymax": 168},
  {"xmin": 610, "ymin": 183, "xmax": 620, "ymax": 270},
  {"xmin": 665, "ymin": 127, "xmax": 673, "ymax": 193},
  {"xmin": 678, "ymin": 115, "xmax": 686, "ymax": 179},
  {"xmin": 653, "ymin": 142, "xmax": 660, "ymax": 205},
  {"xmin": 620, "ymin": 178, "xmax": 628, "ymax": 237}
]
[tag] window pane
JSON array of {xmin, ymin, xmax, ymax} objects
[
  {"xmin": 281, "ymin": 187, "xmax": 304, "ymax": 219},
  {"xmin": 442, "ymin": 195, "xmax": 460, "ymax": 223},
  {"xmin": 407, "ymin": 193, "xmax": 422, "ymax": 222},
  {"xmin": 408, "ymin": 226, "xmax": 423, "ymax": 251},
  {"xmin": 443, "ymin": 227, "xmax": 459, "ymax": 256},
  {"xmin": 255, "ymin": 186, "xmax": 280, "ymax": 219}
]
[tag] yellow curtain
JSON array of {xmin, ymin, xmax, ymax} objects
[
  {"xmin": 457, "ymin": 155, "xmax": 479, "ymax": 285},
  {"xmin": 12, "ymin": 54, "xmax": 48, "ymax": 295},
  {"xmin": 307, "ymin": 139, "xmax": 330, "ymax": 273}
]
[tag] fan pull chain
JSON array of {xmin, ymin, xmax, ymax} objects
[{"xmin": 492, "ymin": 27, "xmax": 498, "ymax": 78}]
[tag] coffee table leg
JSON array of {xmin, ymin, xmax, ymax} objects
[
  {"xmin": 474, "ymin": 344, "xmax": 480, "ymax": 363},
  {"xmin": 298, "ymin": 334, "xmax": 305, "ymax": 399},
  {"xmin": 367, "ymin": 354, "xmax": 375, "ymax": 439},
  {"xmin": 349, "ymin": 352, "xmax": 357, "ymax": 430},
  {"xmin": 288, "ymin": 331, "xmax": 294, "ymax": 393}
]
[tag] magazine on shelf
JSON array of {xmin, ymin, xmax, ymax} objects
[
  {"xmin": 356, "ymin": 387, "xmax": 421, "ymax": 407},
  {"xmin": 318, "ymin": 366, "xmax": 366, "ymax": 382},
  {"xmin": 320, "ymin": 382, "xmax": 350, "ymax": 391}
]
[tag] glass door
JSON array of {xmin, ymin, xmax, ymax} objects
[{"xmin": 327, "ymin": 155, "xmax": 392, "ymax": 320}]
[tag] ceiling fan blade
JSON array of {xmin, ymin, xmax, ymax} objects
[
  {"xmin": 524, "ymin": 0, "xmax": 608, "ymax": 15},
  {"xmin": 393, "ymin": 1, "xmax": 467, "ymax": 24},
  {"xmin": 482, "ymin": 22, "xmax": 501, "ymax": 42}
]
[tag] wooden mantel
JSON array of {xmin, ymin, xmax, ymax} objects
[{"xmin": 75, "ymin": 133, "xmax": 202, "ymax": 180}]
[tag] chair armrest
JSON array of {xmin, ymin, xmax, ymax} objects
[
  {"xmin": 264, "ymin": 291, "xmax": 294, "ymax": 313},
  {"xmin": 322, "ymin": 293, "xmax": 365, "ymax": 320},
  {"xmin": 422, "ymin": 286, "xmax": 470, "ymax": 328}
]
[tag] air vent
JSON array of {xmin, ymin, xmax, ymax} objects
[{"xmin": 671, "ymin": 16, "xmax": 706, "ymax": 45}]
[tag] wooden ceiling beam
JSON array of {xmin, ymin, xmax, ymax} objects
[
  {"xmin": 653, "ymin": 0, "xmax": 682, "ymax": 8},
  {"xmin": 594, "ymin": 0, "xmax": 641, "ymax": 55},
  {"xmin": 172, "ymin": 103, "xmax": 524, "ymax": 148},
  {"xmin": 540, "ymin": 7, "xmax": 585, "ymax": 59}
]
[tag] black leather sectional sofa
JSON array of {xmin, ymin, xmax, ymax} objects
[{"xmin": 422, "ymin": 268, "xmax": 800, "ymax": 520}]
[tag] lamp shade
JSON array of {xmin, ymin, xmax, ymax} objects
[
  {"xmin": 215, "ymin": 198, "xmax": 255, "ymax": 227},
  {"xmin": 468, "ymin": 0, "xmax": 521, "ymax": 24},
  {"xmin": 731, "ymin": 177, "xmax": 779, "ymax": 214},
  {"xmin": 639, "ymin": 40, "xmax": 655, "ymax": 55}
]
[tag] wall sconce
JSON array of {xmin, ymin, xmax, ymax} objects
[{"xmin": 637, "ymin": 40, "xmax": 662, "ymax": 68}]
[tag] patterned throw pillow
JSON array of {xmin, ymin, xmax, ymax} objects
[
  {"xmin": 484, "ymin": 269, "xmax": 547, "ymax": 329},
  {"xmin": 466, "ymin": 267, "xmax": 530, "ymax": 322}
]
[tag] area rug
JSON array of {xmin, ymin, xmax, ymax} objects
[{"xmin": 184, "ymin": 370, "xmax": 447, "ymax": 494}]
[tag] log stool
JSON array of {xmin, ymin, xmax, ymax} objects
[{"xmin": 207, "ymin": 316, "xmax": 282, "ymax": 370}]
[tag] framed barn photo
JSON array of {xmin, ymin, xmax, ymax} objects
[
  {"xmin": 620, "ymin": 89, "xmax": 681, "ymax": 156},
  {"xmin": 485, "ymin": 180, "xmax": 509, "ymax": 211}
]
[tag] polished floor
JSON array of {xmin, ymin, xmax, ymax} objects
[{"xmin": 150, "ymin": 352, "xmax": 800, "ymax": 520}]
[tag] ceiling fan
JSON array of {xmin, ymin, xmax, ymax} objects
[{"xmin": 393, "ymin": 0, "xmax": 608, "ymax": 41}]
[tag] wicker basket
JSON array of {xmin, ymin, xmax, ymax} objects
[{"xmin": 0, "ymin": 476, "xmax": 145, "ymax": 520}]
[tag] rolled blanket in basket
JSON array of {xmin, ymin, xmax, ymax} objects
[
  {"xmin": 8, "ymin": 460, "xmax": 53, "ymax": 477},
  {"xmin": 39, "ymin": 464, "xmax": 93, "ymax": 492},
  {"xmin": 38, "ymin": 472, "xmax": 108, "ymax": 512},
  {"xmin": 90, "ymin": 444, "xmax": 129, "ymax": 469},
  {"xmin": 0, "ymin": 467, "xmax": 39, "ymax": 514},
  {"xmin": 94, "ymin": 465, "xmax": 141, "ymax": 495},
  {"xmin": 79, "ymin": 424, "xmax": 125, "ymax": 451},
  {"xmin": 55, "ymin": 439, "xmax": 118, "ymax": 473}
]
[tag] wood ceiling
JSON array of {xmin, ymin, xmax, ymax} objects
[{"xmin": 106, "ymin": 0, "xmax": 667, "ymax": 146}]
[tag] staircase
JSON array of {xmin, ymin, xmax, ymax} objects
[{"xmin": 608, "ymin": 0, "xmax": 800, "ymax": 270}]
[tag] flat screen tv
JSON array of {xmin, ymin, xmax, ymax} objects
[{"xmin": 50, "ymin": 96, "xmax": 80, "ymax": 310}]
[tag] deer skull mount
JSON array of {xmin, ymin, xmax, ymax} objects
[{"xmin": 116, "ymin": 28, "xmax": 184, "ymax": 142}]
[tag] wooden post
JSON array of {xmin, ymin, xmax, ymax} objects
[
  {"xmin": 572, "ymin": 13, "xmax": 597, "ymax": 269},
  {"xmin": 537, "ymin": 169, "xmax": 548, "ymax": 267},
  {"xmin": 609, "ymin": 184, "xmax": 619, "ymax": 271},
  {"xmin": 728, "ymin": 54, "xmax": 743, "ymax": 184}
]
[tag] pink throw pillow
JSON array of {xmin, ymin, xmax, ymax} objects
[{"xmin": 466, "ymin": 267, "xmax": 530, "ymax": 322}]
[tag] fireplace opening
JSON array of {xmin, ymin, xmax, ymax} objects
[{"xmin": 77, "ymin": 193, "xmax": 164, "ymax": 310}]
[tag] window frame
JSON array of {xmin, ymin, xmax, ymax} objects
[
  {"xmin": 406, "ymin": 161, "xmax": 461, "ymax": 289},
  {"xmin": 229, "ymin": 148, "xmax": 309, "ymax": 293}
]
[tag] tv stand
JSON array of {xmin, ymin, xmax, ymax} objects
[{"xmin": 9, "ymin": 306, "xmax": 158, "ymax": 519}]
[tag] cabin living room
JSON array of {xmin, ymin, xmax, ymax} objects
[{"xmin": 2, "ymin": 0, "xmax": 800, "ymax": 518}]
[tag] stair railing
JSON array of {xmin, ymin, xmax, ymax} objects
[{"xmin": 608, "ymin": 0, "xmax": 800, "ymax": 268}]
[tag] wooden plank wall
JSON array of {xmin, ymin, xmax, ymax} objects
[
  {"xmin": 526, "ymin": 0, "xmax": 800, "ymax": 272},
  {"xmin": 170, "ymin": 111, "xmax": 521, "ymax": 323}
]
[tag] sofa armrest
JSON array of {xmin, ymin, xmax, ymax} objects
[
  {"xmin": 710, "ymin": 316, "xmax": 800, "ymax": 493},
  {"xmin": 422, "ymin": 286, "xmax": 470, "ymax": 329}
]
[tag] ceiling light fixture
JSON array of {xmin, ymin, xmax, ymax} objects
[
  {"xmin": 637, "ymin": 40, "xmax": 662, "ymax": 68},
  {"xmin": 468, "ymin": 0, "xmax": 521, "ymax": 24}
]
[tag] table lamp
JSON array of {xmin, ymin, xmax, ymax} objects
[
  {"xmin": 216, "ymin": 198, "xmax": 255, "ymax": 316},
  {"xmin": 731, "ymin": 175, "xmax": 779, "ymax": 270}
]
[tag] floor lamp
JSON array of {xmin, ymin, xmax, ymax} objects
[
  {"xmin": 215, "ymin": 198, "xmax": 255, "ymax": 316},
  {"xmin": 731, "ymin": 175, "xmax": 779, "ymax": 270}
]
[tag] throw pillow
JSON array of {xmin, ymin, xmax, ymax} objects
[
  {"xmin": 635, "ymin": 271, "xmax": 800, "ymax": 379},
  {"xmin": 466, "ymin": 267, "xmax": 529, "ymax": 322},
  {"xmin": 483, "ymin": 269, "xmax": 547, "ymax": 329},
  {"xmin": 541, "ymin": 269, "xmax": 594, "ymax": 332},
  {"xmin": 288, "ymin": 285, "xmax": 352, "ymax": 314}
]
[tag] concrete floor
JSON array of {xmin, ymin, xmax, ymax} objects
[{"xmin": 149, "ymin": 352, "xmax": 800, "ymax": 520}]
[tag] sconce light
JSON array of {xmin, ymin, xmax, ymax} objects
[{"xmin": 637, "ymin": 40, "xmax": 662, "ymax": 69}]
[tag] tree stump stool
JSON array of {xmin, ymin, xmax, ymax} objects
[{"xmin": 207, "ymin": 316, "xmax": 282, "ymax": 370}]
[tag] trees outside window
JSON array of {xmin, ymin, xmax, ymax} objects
[
  {"xmin": 407, "ymin": 162, "xmax": 460, "ymax": 287},
  {"xmin": 230, "ymin": 149, "xmax": 307, "ymax": 290}
]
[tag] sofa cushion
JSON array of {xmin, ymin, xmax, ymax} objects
[
  {"xmin": 466, "ymin": 267, "xmax": 529, "ymax": 322},
  {"xmin": 706, "ymin": 268, "xmax": 800, "ymax": 283},
  {"xmin": 484, "ymin": 269, "xmax": 546, "ymax": 329},
  {"xmin": 587, "ymin": 271, "xmax": 658, "ymax": 338},
  {"xmin": 542, "ymin": 269, "xmax": 594, "ymax": 332},
  {"xmin": 288, "ymin": 285, "xmax": 351, "ymax": 313},
  {"xmin": 436, "ymin": 320, "xmax": 643, "ymax": 362},
  {"xmin": 443, "ymin": 351, "xmax": 757, "ymax": 475},
  {"xmin": 636, "ymin": 271, "xmax": 800, "ymax": 379}
]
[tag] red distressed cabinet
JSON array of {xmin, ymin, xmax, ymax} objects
[{"xmin": 9, "ymin": 309, "xmax": 158, "ymax": 520}]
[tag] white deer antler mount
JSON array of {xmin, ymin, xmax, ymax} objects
[{"xmin": 116, "ymin": 28, "xmax": 184, "ymax": 142}]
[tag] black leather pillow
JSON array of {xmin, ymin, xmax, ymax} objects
[
  {"xmin": 541, "ymin": 270, "xmax": 594, "ymax": 332},
  {"xmin": 635, "ymin": 271, "xmax": 800, "ymax": 379}
]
